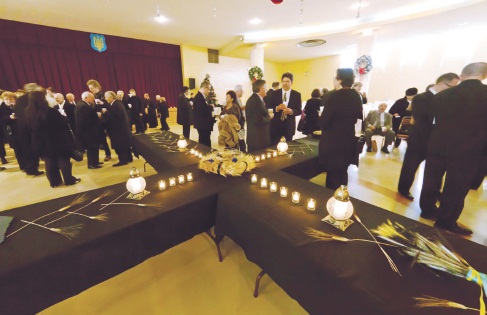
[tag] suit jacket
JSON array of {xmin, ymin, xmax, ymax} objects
[
  {"xmin": 193, "ymin": 91, "xmax": 214, "ymax": 131},
  {"xmin": 407, "ymin": 90, "xmax": 435, "ymax": 154},
  {"xmin": 269, "ymin": 88, "xmax": 302, "ymax": 138},
  {"xmin": 128, "ymin": 95, "xmax": 143, "ymax": 119},
  {"xmin": 389, "ymin": 97, "xmax": 412, "ymax": 131},
  {"xmin": 365, "ymin": 110, "xmax": 393, "ymax": 130},
  {"xmin": 105, "ymin": 100, "xmax": 132, "ymax": 151},
  {"xmin": 302, "ymin": 97, "xmax": 322, "ymax": 135},
  {"xmin": 428, "ymin": 79, "xmax": 487, "ymax": 158},
  {"xmin": 55, "ymin": 101, "xmax": 76, "ymax": 131},
  {"xmin": 74, "ymin": 100, "xmax": 101, "ymax": 150},
  {"xmin": 246, "ymin": 93, "xmax": 271, "ymax": 152},
  {"xmin": 263, "ymin": 89, "xmax": 275, "ymax": 107},
  {"xmin": 177, "ymin": 93, "xmax": 191, "ymax": 125}
]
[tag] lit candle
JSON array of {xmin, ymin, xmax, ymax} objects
[
  {"xmin": 198, "ymin": 153, "xmax": 203, "ymax": 158},
  {"xmin": 261, "ymin": 154, "xmax": 266, "ymax": 160},
  {"xmin": 272, "ymin": 151, "xmax": 278, "ymax": 158},
  {"xmin": 251, "ymin": 174, "xmax": 258, "ymax": 183},
  {"xmin": 186, "ymin": 173, "xmax": 193, "ymax": 182},
  {"xmin": 266, "ymin": 152, "xmax": 272, "ymax": 159},
  {"xmin": 292, "ymin": 191, "xmax": 300, "ymax": 203},
  {"xmin": 280, "ymin": 186, "xmax": 288, "ymax": 197},
  {"xmin": 307, "ymin": 198, "xmax": 316, "ymax": 211},
  {"xmin": 270, "ymin": 182, "xmax": 277, "ymax": 192},
  {"xmin": 255, "ymin": 156, "xmax": 261, "ymax": 162},
  {"xmin": 158, "ymin": 180, "xmax": 166, "ymax": 190},
  {"xmin": 190, "ymin": 149, "xmax": 195, "ymax": 155},
  {"xmin": 178, "ymin": 175, "xmax": 185, "ymax": 184},
  {"xmin": 260, "ymin": 178, "xmax": 268, "ymax": 188},
  {"xmin": 169, "ymin": 177, "xmax": 176, "ymax": 186}
]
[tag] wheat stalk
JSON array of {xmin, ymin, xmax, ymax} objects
[
  {"xmin": 67, "ymin": 212, "xmax": 109, "ymax": 221},
  {"xmin": 414, "ymin": 295, "xmax": 480, "ymax": 312},
  {"xmin": 20, "ymin": 220, "xmax": 84, "ymax": 240}
]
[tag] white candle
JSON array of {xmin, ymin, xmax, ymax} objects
[
  {"xmin": 307, "ymin": 198, "xmax": 316, "ymax": 211},
  {"xmin": 186, "ymin": 173, "xmax": 193, "ymax": 182},
  {"xmin": 272, "ymin": 151, "xmax": 278, "ymax": 158},
  {"xmin": 292, "ymin": 191, "xmax": 300, "ymax": 203},
  {"xmin": 270, "ymin": 182, "xmax": 277, "ymax": 192},
  {"xmin": 169, "ymin": 177, "xmax": 176, "ymax": 186},
  {"xmin": 255, "ymin": 156, "xmax": 261, "ymax": 162},
  {"xmin": 251, "ymin": 174, "xmax": 258, "ymax": 183},
  {"xmin": 190, "ymin": 149, "xmax": 195, "ymax": 155},
  {"xmin": 158, "ymin": 180, "xmax": 166, "ymax": 190},
  {"xmin": 280, "ymin": 186, "xmax": 288, "ymax": 197},
  {"xmin": 178, "ymin": 175, "xmax": 185, "ymax": 184},
  {"xmin": 260, "ymin": 178, "xmax": 268, "ymax": 188},
  {"xmin": 266, "ymin": 152, "xmax": 272, "ymax": 159},
  {"xmin": 261, "ymin": 154, "xmax": 266, "ymax": 160}
]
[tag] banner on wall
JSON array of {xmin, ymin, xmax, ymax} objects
[{"xmin": 90, "ymin": 33, "xmax": 107, "ymax": 52}]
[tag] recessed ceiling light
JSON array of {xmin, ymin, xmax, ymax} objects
[
  {"xmin": 350, "ymin": 2, "xmax": 369, "ymax": 10},
  {"xmin": 296, "ymin": 39, "xmax": 326, "ymax": 48},
  {"xmin": 249, "ymin": 18, "xmax": 262, "ymax": 25},
  {"xmin": 155, "ymin": 15, "xmax": 169, "ymax": 23}
]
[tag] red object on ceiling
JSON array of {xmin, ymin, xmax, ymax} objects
[{"xmin": 271, "ymin": 0, "xmax": 284, "ymax": 4}]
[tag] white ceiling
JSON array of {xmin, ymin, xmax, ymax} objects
[{"xmin": 2, "ymin": 0, "xmax": 486, "ymax": 62}]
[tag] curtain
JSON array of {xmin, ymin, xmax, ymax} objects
[{"xmin": 0, "ymin": 19, "xmax": 182, "ymax": 107}]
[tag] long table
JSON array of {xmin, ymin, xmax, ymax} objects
[{"xmin": 214, "ymin": 170, "xmax": 487, "ymax": 315}]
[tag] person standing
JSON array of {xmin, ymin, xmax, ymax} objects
[
  {"xmin": 193, "ymin": 81, "xmax": 215, "ymax": 147},
  {"xmin": 233, "ymin": 85, "xmax": 247, "ymax": 152},
  {"xmin": 53, "ymin": 93, "xmax": 76, "ymax": 132},
  {"xmin": 26, "ymin": 90, "xmax": 80, "ymax": 187},
  {"xmin": 87, "ymin": 79, "xmax": 112, "ymax": 161},
  {"xmin": 75, "ymin": 91, "xmax": 103, "ymax": 169},
  {"xmin": 177, "ymin": 86, "xmax": 191, "ymax": 138},
  {"xmin": 319, "ymin": 68, "xmax": 363, "ymax": 190},
  {"xmin": 302, "ymin": 89, "xmax": 322, "ymax": 135},
  {"xmin": 397, "ymin": 73, "xmax": 459, "ymax": 200},
  {"xmin": 144, "ymin": 93, "xmax": 158, "ymax": 128},
  {"xmin": 420, "ymin": 62, "xmax": 487, "ymax": 235},
  {"xmin": 269, "ymin": 72, "xmax": 302, "ymax": 144},
  {"xmin": 389, "ymin": 88, "xmax": 417, "ymax": 147},
  {"xmin": 158, "ymin": 96, "xmax": 170, "ymax": 131},
  {"xmin": 246, "ymin": 80, "xmax": 273, "ymax": 152},
  {"xmin": 104, "ymin": 91, "xmax": 132, "ymax": 166},
  {"xmin": 128, "ymin": 89, "xmax": 145, "ymax": 134}
]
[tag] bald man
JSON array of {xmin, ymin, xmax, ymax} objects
[
  {"xmin": 65, "ymin": 93, "xmax": 76, "ymax": 106},
  {"xmin": 75, "ymin": 91, "xmax": 103, "ymax": 169}
]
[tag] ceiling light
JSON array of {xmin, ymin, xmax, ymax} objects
[
  {"xmin": 249, "ymin": 18, "xmax": 262, "ymax": 25},
  {"xmin": 296, "ymin": 39, "xmax": 326, "ymax": 48},
  {"xmin": 155, "ymin": 15, "xmax": 168, "ymax": 23}
]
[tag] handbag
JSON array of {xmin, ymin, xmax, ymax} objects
[
  {"xmin": 356, "ymin": 134, "xmax": 366, "ymax": 154},
  {"xmin": 68, "ymin": 124, "xmax": 84, "ymax": 162}
]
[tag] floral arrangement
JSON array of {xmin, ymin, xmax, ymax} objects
[
  {"xmin": 198, "ymin": 149, "xmax": 256, "ymax": 177},
  {"xmin": 248, "ymin": 66, "xmax": 264, "ymax": 81},
  {"xmin": 354, "ymin": 55, "xmax": 373, "ymax": 76}
]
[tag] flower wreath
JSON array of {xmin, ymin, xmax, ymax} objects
[
  {"xmin": 198, "ymin": 150, "xmax": 256, "ymax": 177},
  {"xmin": 248, "ymin": 66, "xmax": 264, "ymax": 81},
  {"xmin": 354, "ymin": 55, "xmax": 373, "ymax": 76}
]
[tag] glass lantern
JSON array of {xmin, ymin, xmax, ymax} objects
[
  {"xmin": 126, "ymin": 167, "xmax": 150, "ymax": 200},
  {"xmin": 277, "ymin": 137, "xmax": 288, "ymax": 155},
  {"xmin": 177, "ymin": 134, "xmax": 188, "ymax": 151},
  {"xmin": 323, "ymin": 185, "xmax": 354, "ymax": 231}
]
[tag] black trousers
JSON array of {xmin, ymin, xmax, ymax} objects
[
  {"xmin": 0, "ymin": 141, "xmax": 6, "ymax": 158},
  {"xmin": 326, "ymin": 167, "xmax": 348, "ymax": 191},
  {"xmin": 397, "ymin": 148, "xmax": 426, "ymax": 193},
  {"xmin": 182, "ymin": 124, "xmax": 190, "ymax": 139},
  {"xmin": 160, "ymin": 118, "xmax": 170, "ymax": 131},
  {"xmin": 44, "ymin": 156, "xmax": 76, "ymax": 186},
  {"xmin": 197, "ymin": 128, "xmax": 212, "ymax": 148},
  {"xmin": 86, "ymin": 148, "xmax": 99, "ymax": 167},
  {"xmin": 100, "ymin": 135, "xmax": 111, "ymax": 157},
  {"xmin": 271, "ymin": 121, "xmax": 293, "ymax": 146},
  {"xmin": 115, "ymin": 147, "xmax": 131, "ymax": 164},
  {"xmin": 420, "ymin": 154, "xmax": 479, "ymax": 225},
  {"xmin": 134, "ymin": 115, "xmax": 146, "ymax": 134}
]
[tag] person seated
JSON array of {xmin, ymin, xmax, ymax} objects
[{"xmin": 364, "ymin": 103, "xmax": 395, "ymax": 153}]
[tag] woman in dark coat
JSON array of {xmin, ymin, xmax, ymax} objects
[
  {"xmin": 302, "ymin": 88, "xmax": 322, "ymax": 135},
  {"xmin": 26, "ymin": 90, "xmax": 80, "ymax": 187},
  {"xmin": 158, "ymin": 97, "xmax": 170, "ymax": 131},
  {"xmin": 319, "ymin": 69, "xmax": 363, "ymax": 190}
]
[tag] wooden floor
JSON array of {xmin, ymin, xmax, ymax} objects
[{"xmin": 1, "ymin": 121, "xmax": 486, "ymax": 315}]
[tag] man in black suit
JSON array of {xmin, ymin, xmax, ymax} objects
[
  {"xmin": 246, "ymin": 79, "xmax": 273, "ymax": 152},
  {"xmin": 65, "ymin": 93, "xmax": 77, "ymax": 106},
  {"xmin": 117, "ymin": 90, "xmax": 131, "ymax": 127},
  {"xmin": 269, "ymin": 72, "xmax": 302, "ymax": 144},
  {"xmin": 87, "ymin": 79, "xmax": 112, "ymax": 161},
  {"xmin": 420, "ymin": 62, "xmax": 487, "ymax": 235},
  {"xmin": 263, "ymin": 81, "xmax": 279, "ymax": 106},
  {"xmin": 193, "ymin": 81, "xmax": 214, "ymax": 147},
  {"xmin": 389, "ymin": 87, "xmax": 417, "ymax": 147},
  {"xmin": 104, "ymin": 91, "xmax": 133, "ymax": 166},
  {"xmin": 54, "ymin": 93, "xmax": 76, "ymax": 131},
  {"xmin": 397, "ymin": 73, "xmax": 459, "ymax": 201},
  {"xmin": 177, "ymin": 86, "xmax": 191, "ymax": 138},
  {"xmin": 75, "ymin": 91, "xmax": 103, "ymax": 169},
  {"xmin": 127, "ymin": 89, "xmax": 145, "ymax": 134}
]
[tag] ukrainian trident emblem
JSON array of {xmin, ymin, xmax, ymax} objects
[{"xmin": 90, "ymin": 34, "xmax": 107, "ymax": 52}]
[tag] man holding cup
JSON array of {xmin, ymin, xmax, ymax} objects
[{"xmin": 246, "ymin": 79, "xmax": 273, "ymax": 152}]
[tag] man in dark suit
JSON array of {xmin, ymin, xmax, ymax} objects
[
  {"xmin": 246, "ymin": 79, "xmax": 273, "ymax": 152},
  {"xmin": 104, "ymin": 91, "xmax": 133, "ymax": 166},
  {"xmin": 128, "ymin": 89, "xmax": 145, "ymax": 134},
  {"xmin": 75, "ymin": 91, "xmax": 103, "ymax": 169},
  {"xmin": 269, "ymin": 72, "xmax": 302, "ymax": 144},
  {"xmin": 177, "ymin": 86, "xmax": 191, "ymax": 138},
  {"xmin": 65, "ymin": 93, "xmax": 77, "ymax": 106},
  {"xmin": 87, "ymin": 79, "xmax": 112, "ymax": 161},
  {"xmin": 420, "ymin": 62, "xmax": 487, "ymax": 235},
  {"xmin": 54, "ymin": 93, "xmax": 76, "ymax": 131},
  {"xmin": 117, "ymin": 90, "xmax": 131, "ymax": 127},
  {"xmin": 263, "ymin": 81, "xmax": 279, "ymax": 106},
  {"xmin": 193, "ymin": 81, "xmax": 214, "ymax": 147},
  {"xmin": 389, "ymin": 87, "xmax": 417, "ymax": 147},
  {"xmin": 397, "ymin": 73, "xmax": 459, "ymax": 201}
]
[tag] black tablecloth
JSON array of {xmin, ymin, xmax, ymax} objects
[
  {"xmin": 215, "ymin": 170, "xmax": 487, "ymax": 315},
  {"xmin": 0, "ymin": 164, "xmax": 230, "ymax": 315},
  {"xmin": 132, "ymin": 131, "xmax": 212, "ymax": 172}
]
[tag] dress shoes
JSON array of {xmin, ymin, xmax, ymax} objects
[
  {"xmin": 112, "ymin": 162, "xmax": 128, "ymax": 167},
  {"xmin": 50, "ymin": 182, "xmax": 63, "ymax": 188},
  {"xmin": 398, "ymin": 190, "xmax": 414, "ymax": 200},
  {"xmin": 27, "ymin": 170, "xmax": 45, "ymax": 176},
  {"xmin": 366, "ymin": 147, "xmax": 372, "ymax": 152},
  {"xmin": 434, "ymin": 221, "xmax": 473, "ymax": 235},
  {"xmin": 419, "ymin": 210, "xmax": 438, "ymax": 220},
  {"xmin": 97, "ymin": 161, "xmax": 104, "ymax": 165},
  {"xmin": 381, "ymin": 147, "xmax": 390, "ymax": 154},
  {"xmin": 66, "ymin": 178, "xmax": 81, "ymax": 186},
  {"xmin": 0, "ymin": 167, "xmax": 6, "ymax": 171},
  {"xmin": 88, "ymin": 165, "xmax": 102, "ymax": 169},
  {"xmin": 104, "ymin": 156, "xmax": 111, "ymax": 162}
]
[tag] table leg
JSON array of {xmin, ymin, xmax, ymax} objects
[
  {"xmin": 254, "ymin": 270, "xmax": 267, "ymax": 298},
  {"xmin": 205, "ymin": 229, "xmax": 223, "ymax": 262}
]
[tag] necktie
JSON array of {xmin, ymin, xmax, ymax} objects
[{"xmin": 281, "ymin": 92, "xmax": 287, "ymax": 121}]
